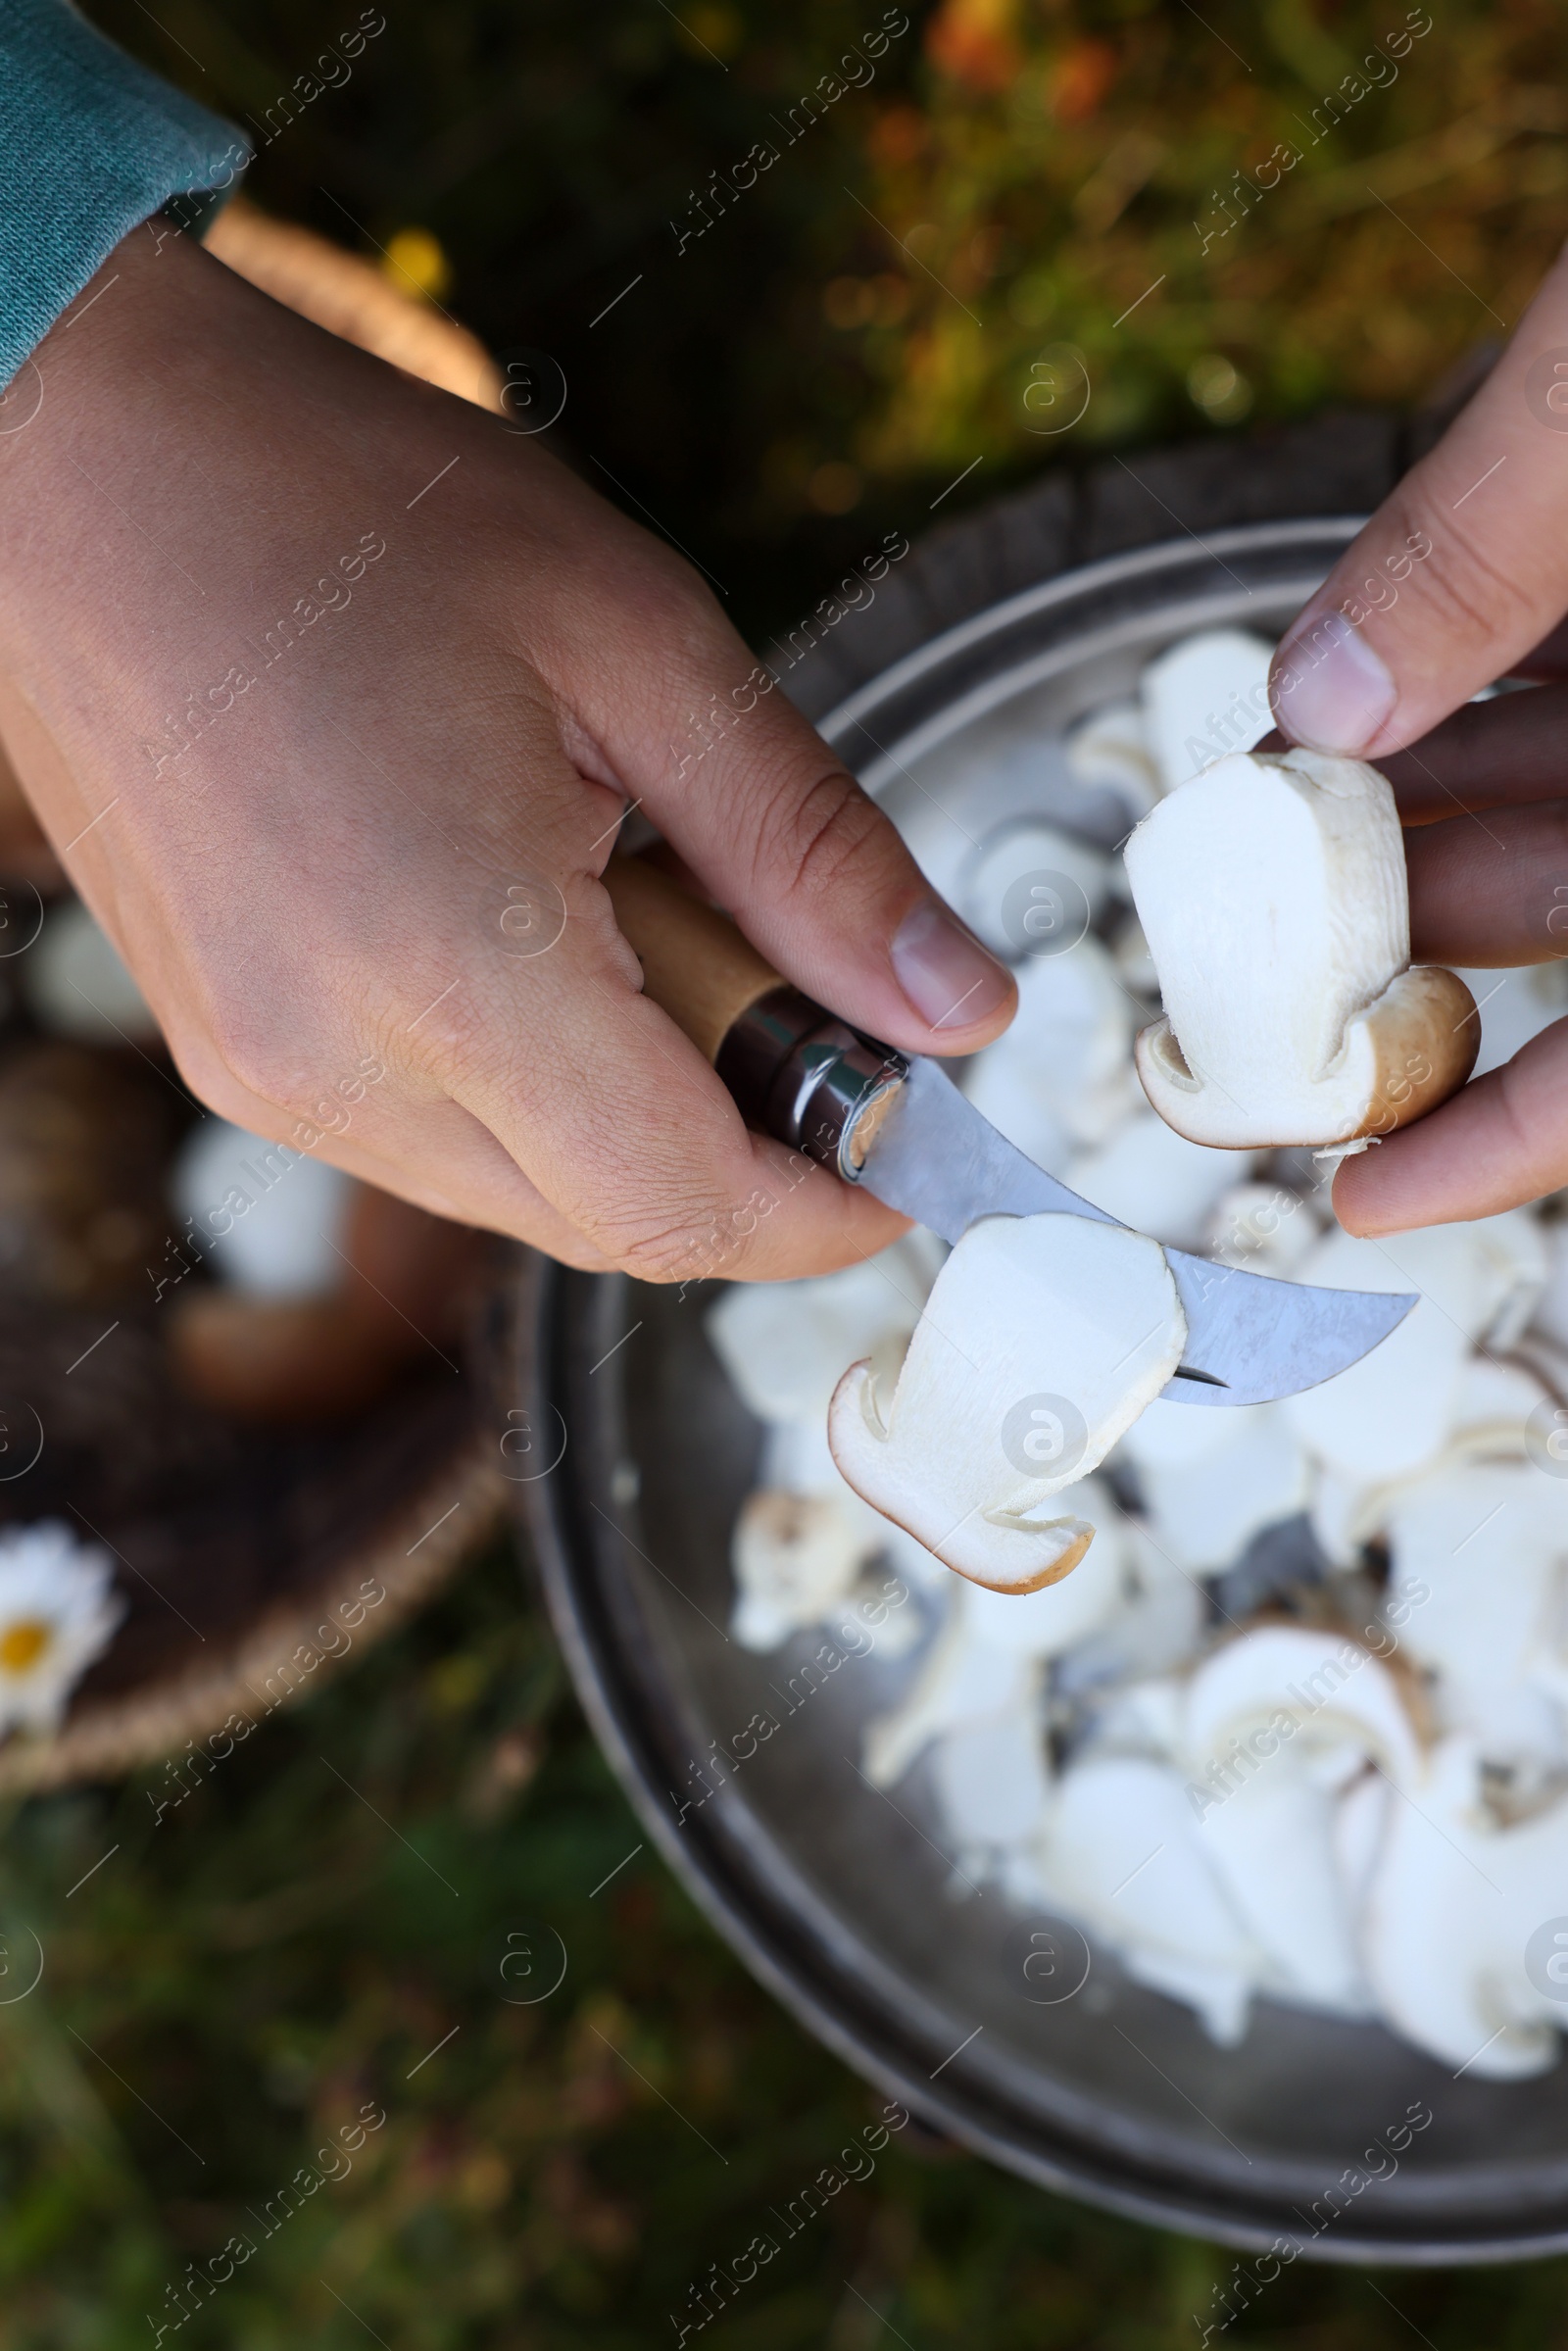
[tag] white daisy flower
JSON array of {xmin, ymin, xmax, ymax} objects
[{"xmin": 0, "ymin": 1522, "xmax": 122, "ymax": 1738}]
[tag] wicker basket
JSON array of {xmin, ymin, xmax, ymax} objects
[{"xmin": 0, "ymin": 201, "xmax": 513, "ymax": 1792}]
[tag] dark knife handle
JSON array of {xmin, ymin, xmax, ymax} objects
[
  {"xmin": 716, "ymin": 985, "xmax": 908, "ymax": 1180},
  {"xmin": 602, "ymin": 855, "xmax": 907, "ymax": 1181}
]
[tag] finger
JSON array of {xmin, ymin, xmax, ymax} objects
[
  {"xmin": 1376, "ymin": 683, "xmax": 1568, "ymax": 822},
  {"xmin": 442, "ymin": 857, "xmax": 909, "ymax": 1284},
  {"xmin": 1268, "ymin": 238, "xmax": 1568, "ymax": 759},
  {"xmin": 1334, "ymin": 1018, "xmax": 1568, "ymax": 1232},
  {"xmin": 165, "ymin": 1015, "xmax": 622, "ymax": 1269},
  {"xmin": 1510, "ymin": 615, "xmax": 1568, "ymax": 678},
  {"xmin": 1404, "ymin": 801, "xmax": 1568, "ymax": 964},
  {"xmin": 517, "ymin": 459, "xmax": 1017, "ymax": 1056}
]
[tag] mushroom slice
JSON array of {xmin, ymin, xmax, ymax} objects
[
  {"xmin": 1076, "ymin": 1671, "xmax": 1185, "ymax": 1761},
  {"xmin": 1066, "ymin": 1108, "xmax": 1254, "ymax": 1251},
  {"xmin": 1371, "ymin": 1207, "xmax": 1545, "ymax": 1352},
  {"xmin": 960, "ymin": 1054, "xmax": 1073, "ymax": 1179},
  {"xmin": 1364, "ymin": 1737, "xmax": 1568, "ymax": 2079},
  {"xmin": 1195, "ymin": 1743, "xmax": 1371, "ymax": 2014},
  {"xmin": 1308, "ymin": 1462, "xmax": 1369, "ymax": 1571},
  {"xmin": 731, "ymin": 1489, "xmax": 874, "ymax": 1651},
  {"xmin": 1131, "ymin": 1404, "xmax": 1309, "ymax": 1577},
  {"xmin": 869, "ymin": 1503, "xmax": 1165, "ymax": 1854},
  {"xmin": 863, "ymin": 1605, "xmax": 1038, "ymax": 1787},
  {"xmin": 1451, "ymin": 1352, "xmax": 1551, "ymax": 1445},
  {"xmin": 1203, "ymin": 1182, "xmax": 1318, "ymax": 1279},
  {"xmin": 1282, "ymin": 1226, "xmax": 1477, "ymax": 1485},
  {"xmin": 1371, "ymin": 1458, "xmax": 1568, "ymax": 1727},
  {"xmin": 1124, "ymin": 747, "xmax": 1476, "ymax": 1148},
  {"xmin": 1182, "ymin": 1624, "xmax": 1422, "ymax": 1792},
  {"xmin": 706, "ymin": 1232, "xmax": 941, "ymax": 1424},
  {"xmin": 1117, "ymin": 1393, "xmax": 1239, "ymax": 1475},
  {"xmin": 829, "ymin": 1213, "xmax": 1186, "ymax": 1594},
  {"xmin": 1140, "ymin": 627, "xmax": 1274, "ymax": 793},
  {"xmin": 961, "ymin": 936, "xmax": 1137, "ymax": 1156},
  {"xmin": 1056, "ymin": 1530, "xmax": 1207, "ymax": 1690},
  {"xmin": 930, "ymin": 1709, "xmax": 1054, "ymax": 1862},
  {"xmin": 1332, "ymin": 1765, "xmax": 1391, "ymax": 1920},
  {"xmin": 1037, "ymin": 1754, "xmax": 1263, "ymax": 2044},
  {"xmin": 1065, "ymin": 698, "xmax": 1161, "ymax": 818},
  {"xmin": 959, "ymin": 821, "xmax": 1113, "ymax": 958},
  {"xmin": 760, "ymin": 1409, "xmax": 955, "ymax": 1603},
  {"xmin": 1306, "ymin": 1350, "xmax": 1552, "ymax": 1572}
]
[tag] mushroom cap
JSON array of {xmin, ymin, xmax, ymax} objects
[
  {"xmin": 959, "ymin": 820, "xmax": 1113, "ymax": 958},
  {"xmin": 1125, "ymin": 748, "xmax": 1476, "ymax": 1148},
  {"xmin": 1181, "ymin": 1623, "xmax": 1422, "ymax": 1789},
  {"xmin": 172, "ymin": 1119, "xmax": 351, "ymax": 1298},
  {"xmin": 828, "ymin": 1212, "xmax": 1186, "ymax": 1593},
  {"xmin": 1064, "ymin": 697, "xmax": 1161, "ymax": 818}
]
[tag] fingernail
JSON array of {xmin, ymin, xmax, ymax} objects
[
  {"xmin": 891, "ymin": 900, "xmax": 1012, "ymax": 1033},
  {"xmin": 1271, "ymin": 608, "xmax": 1396, "ymax": 755}
]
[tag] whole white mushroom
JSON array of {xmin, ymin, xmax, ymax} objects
[{"xmin": 1125, "ymin": 747, "xmax": 1475, "ymax": 1149}]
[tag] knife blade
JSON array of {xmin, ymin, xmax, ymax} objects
[
  {"xmin": 851, "ymin": 1054, "xmax": 1412, "ymax": 1406},
  {"xmin": 595, "ymin": 857, "xmax": 1415, "ymax": 1407}
]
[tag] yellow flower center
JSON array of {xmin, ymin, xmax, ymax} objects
[{"xmin": 0, "ymin": 1619, "xmax": 51, "ymax": 1674}]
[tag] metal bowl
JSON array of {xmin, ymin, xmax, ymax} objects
[{"xmin": 516, "ymin": 520, "xmax": 1568, "ymax": 2262}]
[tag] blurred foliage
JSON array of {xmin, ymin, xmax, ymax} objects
[
  {"xmin": 5, "ymin": 1535, "xmax": 1568, "ymax": 2348},
  {"xmin": 83, "ymin": 0, "xmax": 1568, "ymax": 639},
  {"xmin": 15, "ymin": 1, "xmax": 1568, "ymax": 2338}
]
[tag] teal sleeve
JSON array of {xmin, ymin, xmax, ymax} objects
[{"xmin": 0, "ymin": 0, "xmax": 248, "ymax": 387}]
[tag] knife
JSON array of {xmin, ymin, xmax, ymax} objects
[{"xmin": 603, "ymin": 857, "xmax": 1414, "ymax": 1406}]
